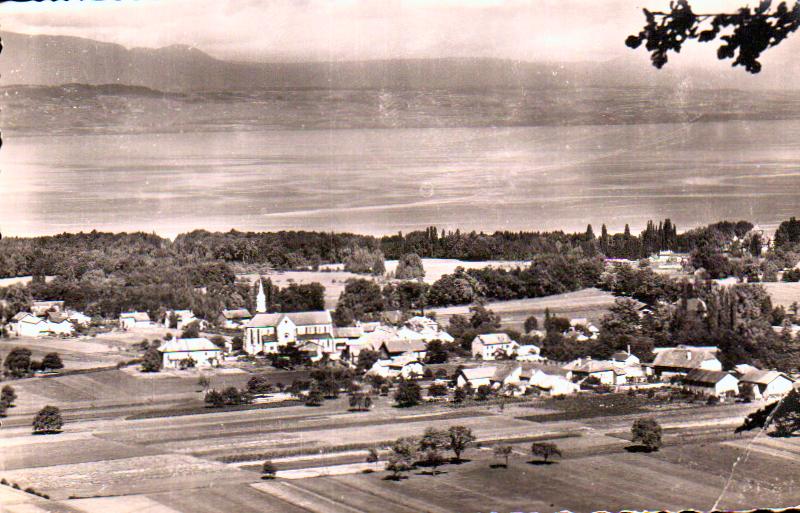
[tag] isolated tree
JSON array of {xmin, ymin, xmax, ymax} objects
[
  {"xmin": 396, "ymin": 253, "xmax": 426, "ymax": 280},
  {"xmin": 349, "ymin": 391, "xmax": 373, "ymax": 411},
  {"xmin": 524, "ymin": 315, "xmax": 539, "ymax": 333},
  {"xmin": 4, "ymin": 347, "xmax": 32, "ymax": 377},
  {"xmin": 422, "ymin": 448, "xmax": 447, "ymax": 476},
  {"xmin": 0, "ymin": 401, "xmax": 6, "ymax": 418},
  {"xmin": 385, "ymin": 437, "xmax": 417, "ymax": 480},
  {"xmin": 261, "ymin": 460, "xmax": 277, "ymax": 480},
  {"xmin": 447, "ymin": 425, "xmax": 476, "ymax": 462},
  {"xmin": 531, "ymin": 442, "xmax": 562, "ymax": 463},
  {"xmin": 140, "ymin": 346, "xmax": 162, "ymax": 372},
  {"xmin": 210, "ymin": 335, "xmax": 226, "ymax": 349},
  {"xmin": 394, "ymin": 381, "xmax": 422, "ymax": 407},
  {"xmin": 453, "ymin": 386, "xmax": 468, "ymax": 404},
  {"xmin": 631, "ymin": 418, "xmax": 663, "ymax": 451},
  {"xmin": 494, "ymin": 445, "xmax": 513, "ymax": 468},
  {"xmin": 626, "ymin": 0, "xmax": 800, "ymax": 74},
  {"xmin": 32, "ymin": 405, "xmax": 63, "ymax": 434},
  {"xmin": 1, "ymin": 385, "xmax": 17, "ymax": 407},
  {"xmin": 41, "ymin": 352, "xmax": 64, "ymax": 371}
]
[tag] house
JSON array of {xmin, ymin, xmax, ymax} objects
[
  {"xmin": 219, "ymin": 309, "xmax": 253, "ymax": 329},
  {"xmin": 514, "ymin": 344, "xmax": 542, "ymax": 362},
  {"xmin": 119, "ymin": 312, "xmax": 154, "ymax": 330},
  {"xmin": 456, "ymin": 366, "xmax": 496, "ymax": 389},
  {"xmin": 739, "ymin": 370, "xmax": 795, "ymax": 400},
  {"xmin": 165, "ymin": 310, "xmax": 198, "ymax": 330},
  {"xmin": 568, "ymin": 318, "xmax": 599, "ymax": 341},
  {"xmin": 158, "ymin": 337, "xmax": 223, "ymax": 369},
  {"xmin": 243, "ymin": 310, "xmax": 333, "ymax": 355},
  {"xmin": 378, "ymin": 339, "xmax": 428, "ymax": 361},
  {"xmin": 45, "ymin": 311, "xmax": 75, "ymax": 336},
  {"xmin": 682, "ymin": 369, "xmax": 739, "ymax": 399},
  {"xmin": 611, "ymin": 349, "xmax": 645, "ymax": 381},
  {"xmin": 31, "ymin": 300, "xmax": 65, "ymax": 316},
  {"xmin": 67, "ymin": 310, "xmax": 92, "ymax": 327},
  {"xmin": 368, "ymin": 357, "xmax": 425, "ymax": 379},
  {"xmin": 491, "ymin": 365, "xmax": 523, "ymax": 394},
  {"xmin": 563, "ymin": 358, "xmax": 626, "ymax": 386},
  {"xmin": 651, "ymin": 345, "xmax": 722, "ymax": 378},
  {"xmin": 403, "ymin": 316, "xmax": 455, "ymax": 343},
  {"xmin": 523, "ymin": 369, "xmax": 579, "ymax": 397},
  {"xmin": 9, "ymin": 313, "xmax": 49, "ymax": 337},
  {"xmin": 471, "ymin": 333, "xmax": 518, "ymax": 361}
]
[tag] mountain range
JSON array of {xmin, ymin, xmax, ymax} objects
[{"xmin": 3, "ymin": 30, "xmax": 798, "ymax": 93}]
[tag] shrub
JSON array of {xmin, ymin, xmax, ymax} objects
[
  {"xmin": 394, "ymin": 381, "xmax": 422, "ymax": 407},
  {"xmin": 631, "ymin": 418, "xmax": 662, "ymax": 451},
  {"xmin": 261, "ymin": 460, "xmax": 277, "ymax": 479},
  {"xmin": 32, "ymin": 405, "xmax": 63, "ymax": 434}
]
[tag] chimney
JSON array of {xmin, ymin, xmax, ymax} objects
[
  {"xmin": 686, "ymin": 350, "xmax": 692, "ymax": 360},
  {"xmin": 627, "ymin": 344, "xmax": 631, "ymax": 355}
]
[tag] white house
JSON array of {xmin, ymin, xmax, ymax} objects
[
  {"xmin": 158, "ymin": 337, "xmax": 223, "ymax": 369},
  {"xmin": 491, "ymin": 365, "xmax": 524, "ymax": 394},
  {"xmin": 568, "ymin": 318, "xmax": 599, "ymax": 341},
  {"xmin": 368, "ymin": 357, "xmax": 425, "ymax": 379},
  {"xmin": 456, "ymin": 366, "xmax": 496, "ymax": 389},
  {"xmin": 379, "ymin": 339, "xmax": 428, "ymax": 361},
  {"xmin": 403, "ymin": 316, "xmax": 455, "ymax": 343},
  {"xmin": 651, "ymin": 345, "xmax": 722, "ymax": 378},
  {"xmin": 471, "ymin": 333, "xmax": 518, "ymax": 361},
  {"xmin": 244, "ymin": 311, "xmax": 334, "ymax": 355},
  {"xmin": 219, "ymin": 309, "xmax": 253, "ymax": 329},
  {"xmin": 119, "ymin": 312, "xmax": 154, "ymax": 330},
  {"xmin": 9, "ymin": 313, "xmax": 49, "ymax": 337},
  {"xmin": 45, "ymin": 312, "xmax": 75, "ymax": 336},
  {"xmin": 514, "ymin": 344, "xmax": 542, "ymax": 362},
  {"xmin": 739, "ymin": 370, "xmax": 795, "ymax": 400},
  {"xmin": 611, "ymin": 350, "xmax": 645, "ymax": 381},
  {"xmin": 563, "ymin": 358, "xmax": 626, "ymax": 386},
  {"xmin": 165, "ymin": 310, "xmax": 198, "ymax": 330},
  {"xmin": 523, "ymin": 369, "xmax": 580, "ymax": 397},
  {"xmin": 67, "ymin": 310, "xmax": 92, "ymax": 327},
  {"xmin": 682, "ymin": 369, "xmax": 739, "ymax": 399},
  {"xmin": 31, "ymin": 300, "xmax": 64, "ymax": 316}
]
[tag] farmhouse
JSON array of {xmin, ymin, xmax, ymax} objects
[
  {"xmin": 403, "ymin": 316, "xmax": 455, "ymax": 343},
  {"xmin": 563, "ymin": 358, "xmax": 626, "ymax": 386},
  {"xmin": 67, "ymin": 310, "xmax": 92, "ymax": 326},
  {"xmin": 456, "ymin": 366, "xmax": 496, "ymax": 389},
  {"xmin": 243, "ymin": 310, "xmax": 333, "ymax": 355},
  {"xmin": 45, "ymin": 311, "xmax": 76, "ymax": 336},
  {"xmin": 119, "ymin": 312, "xmax": 154, "ymax": 330},
  {"xmin": 31, "ymin": 300, "xmax": 65, "ymax": 316},
  {"xmin": 491, "ymin": 365, "xmax": 523, "ymax": 393},
  {"xmin": 515, "ymin": 343, "xmax": 542, "ymax": 362},
  {"xmin": 682, "ymin": 369, "xmax": 739, "ymax": 399},
  {"xmin": 9, "ymin": 313, "xmax": 49, "ymax": 337},
  {"xmin": 739, "ymin": 370, "xmax": 795, "ymax": 400},
  {"xmin": 611, "ymin": 349, "xmax": 645, "ymax": 380},
  {"xmin": 368, "ymin": 357, "xmax": 425, "ymax": 379},
  {"xmin": 165, "ymin": 310, "xmax": 198, "ymax": 330},
  {"xmin": 219, "ymin": 309, "xmax": 253, "ymax": 329},
  {"xmin": 523, "ymin": 369, "xmax": 579, "ymax": 397},
  {"xmin": 158, "ymin": 337, "xmax": 223, "ymax": 369},
  {"xmin": 568, "ymin": 318, "xmax": 599, "ymax": 341},
  {"xmin": 651, "ymin": 345, "xmax": 722, "ymax": 378},
  {"xmin": 378, "ymin": 339, "xmax": 428, "ymax": 361},
  {"xmin": 471, "ymin": 333, "xmax": 518, "ymax": 361}
]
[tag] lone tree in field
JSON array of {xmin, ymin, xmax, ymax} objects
[
  {"xmin": 32, "ymin": 405, "xmax": 63, "ymax": 434},
  {"xmin": 41, "ymin": 352, "xmax": 64, "ymax": 371},
  {"xmin": 385, "ymin": 437, "xmax": 417, "ymax": 480},
  {"xmin": 4, "ymin": 347, "xmax": 32, "ymax": 377},
  {"xmin": 447, "ymin": 425, "xmax": 476, "ymax": 462},
  {"xmin": 626, "ymin": 0, "xmax": 800, "ymax": 74},
  {"xmin": 1, "ymin": 385, "xmax": 17, "ymax": 407},
  {"xmin": 261, "ymin": 460, "xmax": 277, "ymax": 480},
  {"xmin": 395, "ymin": 253, "xmax": 426, "ymax": 280},
  {"xmin": 140, "ymin": 346, "xmax": 162, "ymax": 373},
  {"xmin": 394, "ymin": 381, "xmax": 422, "ymax": 408},
  {"xmin": 494, "ymin": 445, "xmax": 513, "ymax": 468},
  {"xmin": 531, "ymin": 442, "xmax": 562, "ymax": 463},
  {"xmin": 631, "ymin": 418, "xmax": 663, "ymax": 452}
]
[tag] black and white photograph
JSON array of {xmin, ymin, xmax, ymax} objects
[{"xmin": 1, "ymin": 1, "xmax": 800, "ymax": 511}]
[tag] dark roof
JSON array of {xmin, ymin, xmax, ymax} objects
[
  {"xmin": 683, "ymin": 369, "xmax": 734, "ymax": 385},
  {"xmin": 222, "ymin": 309, "xmax": 252, "ymax": 320},
  {"xmin": 653, "ymin": 346, "xmax": 718, "ymax": 370},
  {"xmin": 382, "ymin": 339, "xmax": 427, "ymax": 354},
  {"xmin": 740, "ymin": 370, "xmax": 793, "ymax": 386},
  {"xmin": 611, "ymin": 351, "xmax": 632, "ymax": 362}
]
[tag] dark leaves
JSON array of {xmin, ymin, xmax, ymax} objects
[{"xmin": 626, "ymin": 0, "xmax": 800, "ymax": 74}]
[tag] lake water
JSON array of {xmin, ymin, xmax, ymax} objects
[{"xmin": 2, "ymin": 119, "xmax": 799, "ymax": 238}]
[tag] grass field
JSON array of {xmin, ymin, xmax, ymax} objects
[
  {"xmin": 763, "ymin": 282, "xmax": 800, "ymax": 309},
  {"xmin": 428, "ymin": 287, "xmax": 617, "ymax": 330}
]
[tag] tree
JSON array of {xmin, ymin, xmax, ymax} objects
[
  {"xmin": 4, "ymin": 347, "xmax": 32, "ymax": 377},
  {"xmin": 421, "ymin": 449, "xmax": 447, "ymax": 475},
  {"xmin": 261, "ymin": 460, "xmax": 277, "ymax": 480},
  {"xmin": 394, "ymin": 381, "xmax": 422, "ymax": 407},
  {"xmin": 385, "ymin": 437, "xmax": 417, "ymax": 480},
  {"xmin": 181, "ymin": 320, "xmax": 201, "ymax": 339},
  {"xmin": 41, "ymin": 352, "xmax": 64, "ymax": 371},
  {"xmin": 221, "ymin": 386, "xmax": 243, "ymax": 405},
  {"xmin": 531, "ymin": 442, "xmax": 562, "ymax": 463},
  {"xmin": 210, "ymin": 335, "xmax": 226, "ymax": 349},
  {"xmin": 305, "ymin": 387, "xmax": 324, "ymax": 406},
  {"xmin": 366, "ymin": 447, "xmax": 380, "ymax": 466},
  {"xmin": 197, "ymin": 375, "xmax": 211, "ymax": 392},
  {"xmin": 736, "ymin": 389, "xmax": 800, "ymax": 437},
  {"xmin": 140, "ymin": 346, "xmax": 162, "ymax": 372},
  {"xmin": 349, "ymin": 391, "xmax": 373, "ymax": 411},
  {"xmin": 335, "ymin": 278, "xmax": 384, "ymax": 324},
  {"xmin": 428, "ymin": 383, "xmax": 448, "ymax": 398},
  {"xmin": 631, "ymin": 418, "xmax": 663, "ymax": 451},
  {"xmin": 626, "ymin": 0, "xmax": 800, "ymax": 74},
  {"xmin": 424, "ymin": 340, "xmax": 449, "ymax": 364},
  {"xmin": 32, "ymin": 405, "xmax": 63, "ymax": 434},
  {"xmin": 447, "ymin": 425, "xmax": 476, "ymax": 462},
  {"xmin": 356, "ymin": 349, "xmax": 380, "ymax": 373},
  {"xmin": 420, "ymin": 427, "xmax": 450, "ymax": 452},
  {"xmin": 204, "ymin": 389, "xmax": 225, "ymax": 407},
  {"xmin": 395, "ymin": 253, "xmax": 426, "ymax": 280},
  {"xmin": 494, "ymin": 445, "xmax": 513, "ymax": 468},
  {"xmin": 1, "ymin": 385, "xmax": 17, "ymax": 407},
  {"xmin": 524, "ymin": 315, "xmax": 539, "ymax": 333}
]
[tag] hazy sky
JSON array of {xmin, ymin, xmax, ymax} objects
[{"xmin": 3, "ymin": 0, "xmax": 798, "ymax": 66}]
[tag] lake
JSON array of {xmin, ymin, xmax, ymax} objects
[{"xmin": 2, "ymin": 119, "xmax": 799, "ymax": 238}]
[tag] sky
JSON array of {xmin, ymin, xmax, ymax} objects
[{"xmin": 3, "ymin": 0, "xmax": 799, "ymax": 67}]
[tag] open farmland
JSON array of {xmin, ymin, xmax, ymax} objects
[
  {"xmin": 429, "ymin": 287, "xmax": 617, "ymax": 330},
  {"xmin": 763, "ymin": 282, "xmax": 800, "ymax": 309}
]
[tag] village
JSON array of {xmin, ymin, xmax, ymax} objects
[{"xmin": 2, "ymin": 230, "xmax": 800, "ymax": 512}]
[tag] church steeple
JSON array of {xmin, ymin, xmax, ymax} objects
[{"xmin": 256, "ymin": 278, "xmax": 266, "ymax": 313}]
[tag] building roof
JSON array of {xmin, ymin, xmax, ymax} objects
[
  {"xmin": 460, "ymin": 366, "xmax": 497, "ymax": 381},
  {"xmin": 245, "ymin": 311, "xmax": 332, "ymax": 328},
  {"xmin": 18, "ymin": 313, "xmax": 43, "ymax": 325},
  {"xmin": 683, "ymin": 369, "xmax": 734, "ymax": 385},
  {"xmin": 158, "ymin": 338, "xmax": 221, "ymax": 353},
  {"xmin": 652, "ymin": 346, "xmax": 719, "ymax": 370},
  {"xmin": 12, "ymin": 312, "xmax": 30, "ymax": 322},
  {"xmin": 121, "ymin": 312, "xmax": 151, "ymax": 322},
  {"xmin": 333, "ymin": 326, "xmax": 364, "ymax": 339},
  {"xmin": 492, "ymin": 365, "xmax": 521, "ymax": 382},
  {"xmin": 47, "ymin": 311, "xmax": 70, "ymax": 323},
  {"xmin": 32, "ymin": 300, "xmax": 64, "ymax": 307},
  {"xmin": 563, "ymin": 358, "xmax": 617, "ymax": 374},
  {"xmin": 171, "ymin": 310, "xmax": 195, "ymax": 319},
  {"xmin": 740, "ymin": 370, "xmax": 793, "ymax": 386},
  {"xmin": 611, "ymin": 351, "xmax": 637, "ymax": 363},
  {"xmin": 382, "ymin": 339, "xmax": 427, "ymax": 354},
  {"xmin": 222, "ymin": 309, "xmax": 252, "ymax": 320},
  {"xmin": 474, "ymin": 333, "xmax": 514, "ymax": 346}
]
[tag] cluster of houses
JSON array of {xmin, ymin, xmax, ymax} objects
[{"xmin": 7, "ymin": 301, "xmax": 89, "ymax": 338}]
